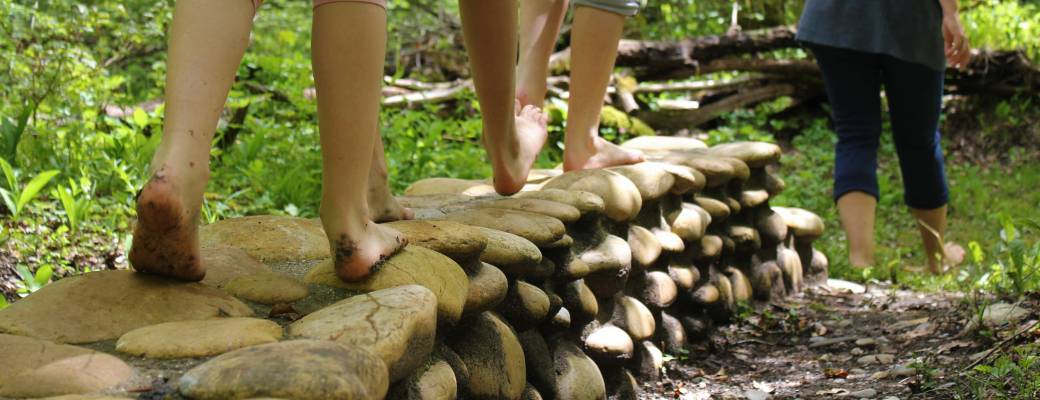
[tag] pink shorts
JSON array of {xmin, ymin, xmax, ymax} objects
[{"xmin": 252, "ymin": 0, "xmax": 387, "ymax": 12}]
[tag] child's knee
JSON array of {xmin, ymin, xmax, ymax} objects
[{"xmin": 573, "ymin": 0, "xmax": 641, "ymax": 17}]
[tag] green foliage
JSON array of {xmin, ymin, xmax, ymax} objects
[
  {"xmin": 959, "ymin": 344, "xmax": 1040, "ymax": 399},
  {"xmin": 14, "ymin": 264, "xmax": 52, "ymax": 297},
  {"xmin": 962, "ymin": 0, "xmax": 1040, "ymax": 62},
  {"xmin": 0, "ymin": 158, "xmax": 59, "ymax": 218},
  {"xmin": 0, "ymin": 296, "xmax": 7, "ymax": 310},
  {"xmin": 957, "ymin": 218, "xmax": 1040, "ymax": 297}
]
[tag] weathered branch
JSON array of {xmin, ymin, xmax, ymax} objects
[{"xmin": 636, "ymin": 83, "xmax": 797, "ymax": 130}]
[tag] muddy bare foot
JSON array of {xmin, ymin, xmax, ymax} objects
[
  {"xmin": 368, "ymin": 182, "xmax": 413, "ymax": 223},
  {"xmin": 129, "ymin": 172, "xmax": 205, "ymax": 282},
  {"xmin": 329, "ymin": 222, "xmax": 408, "ymax": 282},
  {"xmin": 489, "ymin": 103, "xmax": 548, "ymax": 195},
  {"xmin": 563, "ymin": 136, "xmax": 645, "ymax": 171}
]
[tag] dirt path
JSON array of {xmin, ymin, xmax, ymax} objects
[{"xmin": 648, "ymin": 281, "xmax": 1013, "ymax": 399}]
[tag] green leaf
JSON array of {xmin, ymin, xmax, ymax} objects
[
  {"xmin": 15, "ymin": 169, "xmax": 58, "ymax": 216},
  {"xmin": 0, "ymin": 157, "xmax": 16, "ymax": 192},
  {"xmin": 0, "ymin": 296, "xmax": 7, "ymax": 310},
  {"xmin": 34, "ymin": 265, "xmax": 53, "ymax": 287},
  {"xmin": 132, "ymin": 108, "xmax": 149, "ymax": 128}
]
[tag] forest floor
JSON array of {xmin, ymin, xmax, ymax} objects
[{"xmin": 651, "ymin": 280, "xmax": 1037, "ymax": 399}]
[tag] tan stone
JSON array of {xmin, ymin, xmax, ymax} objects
[
  {"xmin": 725, "ymin": 267, "xmax": 753, "ymax": 304},
  {"xmin": 608, "ymin": 163, "xmax": 676, "ymax": 201},
  {"xmin": 304, "ymin": 246, "xmax": 468, "ymax": 326},
  {"xmin": 657, "ymin": 163, "xmax": 707, "ymax": 195},
  {"xmin": 397, "ymin": 194, "xmax": 475, "ymax": 210},
  {"xmin": 476, "ymin": 198, "xmax": 581, "ymax": 224},
  {"xmin": 634, "ymin": 271, "xmax": 678, "ymax": 308},
  {"xmin": 385, "ymin": 220, "xmax": 488, "ymax": 263},
  {"xmin": 0, "ymin": 334, "xmax": 132, "ymax": 398},
  {"xmin": 516, "ymin": 189, "xmax": 606, "ymax": 215},
  {"xmin": 778, "ymin": 248, "xmax": 804, "ymax": 294},
  {"xmin": 715, "ymin": 274, "xmax": 735, "ymax": 310},
  {"xmin": 447, "ymin": 312, "xmax": 526, "ymax": 399},
  {"xmin": 465, "ymin": 262, "xmax": 508, "ymax": 316},
  {"xmin": 527, "ymin": 169, "xmax": 564, "ymax": 183},
  {"xmin": 727, "ymin": 224, "xmax": 761, "ymax": 254},
  {"xmin": 289, "ymin": 285, "xmax": 437, "ymax": 382},
  {"xmin": 542, "ymin": 169, "xmax": 643, "ymax": 222},
  {"xmin": 620, "ymin": 136, "xmax": 707, "ymax": 153},
  {"xmin": 707, "ymin": 141, "xmax": 782, "ymax": 168},
  {"xmin": 584, "ymin": 325, "xmax": 633, "ymax": 359},
  {"xmin": 691, "ymin": 284, "xmax": 720, "ymax": 305},
  {"xmin": 693, "ymin": 196, "xmax": 730, "ymax": 221},
  {"xmin": 668, "ymin": 265, "xmax": 700, "ymax": 291},
  {"xmin": 661, "ymin": 151, "xmax": 736, "ymax": 188},
  {"xmin": 562, "ymin": 280, "xmax": 599, "ymax": 324},
  {"xmin": 444, "ymin": 208, "xmax": 565, "ymax": 247},
  {"xmin": 39, "ymin": 395, "xmax": 132, "ymax": 400},
  {"xmin": 179, "ymin": 340, "xmax": 388, "ymax": 400},
  {"xmin": 199, "ymin": 246, "xmax": 271, "ymax": 288},
  {"xmin": 773, "ymin": 207, "xmax": 825, "ymax": 241},
  {"xmin": 696, "ymin": 235, "xmax": 724, "ymax": 260},
  {"xmin": 405, "ymin": 178, "xmax": 496, "ymax": 196},
  {"xmin": 550, "ymin": 339, "xmax": 606, "ymax": 400},
  {"xmin": 0, "ymin": 270, "xmax": 252, "ymax": 344},
  {"xmin": 755, "ymin": 208, "xmax": 789, "ymax": 245},
  {"xmin": 116, "ymin": 318, "xmax": 281, "ymax": 359},
  {"xmin": 476, "ymin": 227, "xmax": 542, "ymax": 276},
  {"xmin": 387, "ymin": 359, "xmax": 458, "ymax": 400},
  {"xmin": 223, "ymin": 272, "xmax": 308, "ymax": 304},
  {"xmin": 740, "ymin": 188, "xmax": 770, "ymax": 208},
  {"xmin": 542, "ymin": 234, "xmax": 574, "ymax": 250},
  {"xmin": 653, "ymin": 229, "xmax": 685, "ymax": 253},
  {"xmin": 579, "ymin": 234, "xmax": 632, "ymax": 274},
  {"xmin": 616, "ymin": 296, "xmax": 655, "ymax": 341},
  {"xmin": 496, "ymin": 280, "xmax": 551, "ymax": 331},
  {"xmin": 628, "ymin": 225, "xmax": 663, "ymax": 268},
  {"xmin": 668, "ymin": 203, "xmax": 709, "ymax": 242},
  {"xmin": 199, "ymin": 215, "xmax": 328, "ymax": 263}
]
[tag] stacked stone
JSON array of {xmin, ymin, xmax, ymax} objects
[{"xmin": 0, "ymin": 137, "xmax": 827, "ymax": 400}]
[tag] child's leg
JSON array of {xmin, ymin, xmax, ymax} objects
[
  {"xmin": 312, "ymin": 0, "xmax": 406, "ymax": 282},
  {"xmin": 517, "ymin": 0, "xmax": 569, "ymax": 108},
  {"xmin": 368, "ymin": 136, "xmax": 413, "ymax": 223},
  {"xmin": 562, "ymin": 5, "xmax": 643, "ymax": 171},
  {"xmin": 130, "ymin": 0, "xmax": 256, "ymax": 281},
  {"xmin": 458, "ymin": 0, "xmax": 549, "ymax": 195}
]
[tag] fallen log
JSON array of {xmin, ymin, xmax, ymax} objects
[{"xmin": 636, "ymin": 83, "xmax": 797, "ymax": 130}]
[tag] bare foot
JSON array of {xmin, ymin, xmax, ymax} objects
[
  {"xmin": 328, "ymin": 222, "xmax": 408, "ymax": 282},
  {"xmin": 129, "ymin": 170, "xmax": 205, "ymax": 282},
  {"xmin": 563, "ymin": 136, "xmax": 645, "ymax": 171},
  {"xmin": 368, "ymin": 178, "xmax": 413, "ymax": 223},
  {"xmin": 488, "ymin": 102, "xmax": 548, "ymax": 195}
]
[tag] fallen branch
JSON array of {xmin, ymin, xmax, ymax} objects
[{"xmin": 636, "ymin": 83, "xmax": 797, "ymax": 129}]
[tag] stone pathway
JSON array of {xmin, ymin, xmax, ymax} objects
[{"xmin": 0, "ymin": 138, "xmax": 835, "ymax": 399}]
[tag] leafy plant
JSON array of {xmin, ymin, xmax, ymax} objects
[
  {"xmin": 0, "ymin": 296, "xmax": 7, "ymax": 310},
  {"xmin": 14, "ymin": 264, "xmax": 53, "ymax": 297},
  {"xmin": 0, "ymin": 158, "xmax": 59, "ymax": 218},
  {"xmin": 52, "ymin": 177, "xmax": 94, "ymax": 232}
]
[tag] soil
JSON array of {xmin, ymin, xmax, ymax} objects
[{"xmin": 647, "ymin": 281, "xmax": 1033, "ymax": 399}]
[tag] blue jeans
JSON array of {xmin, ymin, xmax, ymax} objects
[{"xmin": 809, "ymin": 43, "xmax": 949, "ymax": 210}]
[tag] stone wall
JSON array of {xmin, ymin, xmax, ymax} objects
[{"xmin": 0, "ymin": 137, "xmax": 826, "ymax": 400}]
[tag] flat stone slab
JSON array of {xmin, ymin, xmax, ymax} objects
[
  {"xmin": 464, "ymin": 262, "xmax": 508, "ymax": 315},
  {"xmin": 476, "ymin": 227, "xmax": 543, "ymax": 276},
  {"xmin": 289, "ymin": 285, "xmax": 437, "ymax": 382},
  {"xmin": 198, "ymin": 246, "xmax": 271, "ymax": 288},
  {"xmin": 0, "ymin": 270, "xmax": 253, "ymax": 344},
  {"xmin": 223, "ymin": 272, "xmax": 309, "ymax": 305},
  {"xmin": 773, "ymin": 207, "xmax": 825, "ymax": 241},
  {"xmin": 515, "ymin": 189, "xmax": 606, "ymax": 215},
  {"xmin": 443, "ymin": 208, "xmax": 565, "ymax": 247},
  {"xmin": 200, "ymin": 215, "xmax": 329, "ymax": 263},
  {"xmin": 179, "ymin": 340, "xmax": 388, "ymax": 400},
  {"xmin": 474, "ymin": 198, "xmax": 581, "ymax": 224},
  {"xmin": 707, "ymin": 141, "xmax": 782, "ymax": 167},
  {"xmin": 404, "ymin": 178, "xmax": 496, "ymax": 197},
  {"xmin": 115, "ymin": 317, "xmax": 282, "ymax": 359},
  {"xmin": 608, "ymin": 163, "xmax": 676, "ymax": 201},
  {"xmin": 385, "ymin": 219, "xmax": 488, "ymax": 263},
  {"xmin": 0, "ymin": 334, "xmax": 133, "ymax": 398},
  {"xmin": 620, "ymin": 136, "xmax": 707, "ymax": 153},
  {"xmin": 542, "ymin": 169, "xmax": 643, "ymax": 222},
  {"xmin": 304, "ymin": 246, "xmax": 468, "ymax": 326}
]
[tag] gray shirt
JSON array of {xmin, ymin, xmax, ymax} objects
[{"xmin": 797, "ymin": 0, "xmax": 946, "ymax": 71}]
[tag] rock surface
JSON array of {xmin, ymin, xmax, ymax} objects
[
  {"xmin": 476, "ymin": 227, "xmax": 543, "ymax": 276},
  {"xmin": 0, "ymin": 270, "xmax": 252, "ymax": 343},
  {"xmin": 288, "ymin": 285, "xmax": 437, "ymax": 382},
  {"xmin": 116, "ymin": 318, "xmax": 282, "ymax": 359},
  {"xmin": 199, "ymin": 215, "xmax": 329, "ymax": 262},
  {"xmin": 223, "ymin": 272, "xmax": 308, "ymax": 304},
  {"xmin": 385, "ymin": 220, "xmax": 488, "ymax": 263},
  {"xmin": 0, "ymin": 334, "xmax": 133, "ymax": 398},
  {"xmin": 304, "ymin": 246, "xmax": 468, "ymax": 326},
  {"xmin": 542, "ymin": 169, "xmax": 643, "ymax": 222},
  {"xmin": 447, "ymin": 312, "xmax": 526, "ymax": 400},
  {"xmin": 444, "ymin": 208, "xmax": 565, "ymax": 247},
  {"xmin": 179, "ymin": 340, "xmax": 389, "ymax": 400}
]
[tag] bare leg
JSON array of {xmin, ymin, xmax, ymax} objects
[
  {"xmin": 368, "ymin": 137, "xmax": 413, "ymax": 222},
  {"xmin": 459, "ymin": 0, "xmax": 549, "ymax": 195},
  {"xmin": 517, "ymin": 0, "xmax": 569, "ymax": 108},
  {"xmin": 130, "ymin": 0, "xmax": 255, "ymax": 281},
  {"xmin": 562, "ymin": 6, "xmax": 644, "ymax": 171},
  {"xmin": 313, "ymin": 2, "xmax": 406, "ymax": 282},
  {"xmin": 837, "ymin": 191, "xmax": 877, "ymax": 268},
  {"xmin": 911, "ymin": 206, "xmax": 956, "ymax": 274}
]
